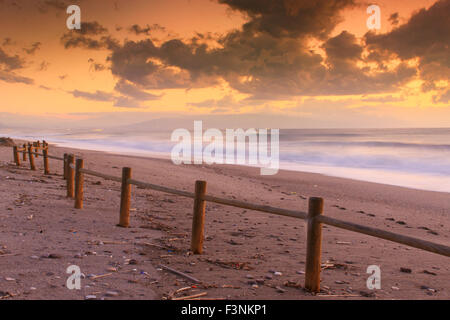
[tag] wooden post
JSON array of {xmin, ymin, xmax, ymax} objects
[
  {"xmin": 118, "ymin": 167, "xmax": 132, "ymax": 227},
  {"xmin": 66, "ymin": 154, "xmax": 75, "ymax": 198},
  {"xmin": 191, "ymin": 180, "xmax": 207, "ymax": 254},
  {"xmin": 305, "ymin": 197, "xmax": 324, "ymax": 293},
  {"xmin": 13, "ymin": 146, "xmax": 20, "ymax": 166},
  {"xmin": 75, "ymin": 158, "xmax": 84, "ymax": 209},
  {"xmin": 23, "ymin": 144, "xmax": 27, "ymax": 161},
  {"xmin": 63, "ymin": 153, "xmax": 68, "ymax": 180},
  {"xmin": 43, "ymin": 148, "xmax": 50, "ymax": 175},
  {"xmin": 34, "ymin": 142, "xmax": 39, "ymax": 158},
  {"xmin": 28, "ymin": 143, "xmax": 36, "ymax": 171}
]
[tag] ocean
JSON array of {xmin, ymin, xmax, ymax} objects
[{"xmin": 3, "ymin": 127, "xmax": 450, "ymax": 193}]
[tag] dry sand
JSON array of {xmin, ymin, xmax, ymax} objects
[{"xmin": 0, "ymin": 141, "xmax": 448, "ymax": 300}]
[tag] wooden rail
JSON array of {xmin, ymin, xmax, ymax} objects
[{"xmin": 10, "ymin": 142, "xmax": 450, "ymax": 294}]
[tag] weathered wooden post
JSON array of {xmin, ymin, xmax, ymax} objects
[
  {"xmin": 63, "ymin": 153, "xmax": 68, "ymax": 180},
  {"xmin": 66, "ymin": 154, "xmax": 75, "ymax": 198},
  {"xmin": 34, "ymin": 142, "xmax": 39, "ymax": 158},
  {"xmin": 118, "ymin": 167, "xmax": 132, "ymax": 227},
  {"xmin": 74, "ymin": 158, "xmax": 84, "ymax": 209},
  {"xmin": 191, "ymin": 180, "xmax": 207, "ymax": 254},
  {"xmin": 43, "ymin": 148, "xmax": 50, "ymax": 175},
  {"xmin": 22, "ymin": 144, "xmax": 27, "ymax": 161},
  {"xmin": 305, "ymin": 197, "xmax": 324, "ymax": 293},
  {"xmin": 13, "ymin": 146, "xmax": 20, "ymax": 166},
  {"xmin": 28, "ymin": 143, "xmax": 36, "ymax": 171}
]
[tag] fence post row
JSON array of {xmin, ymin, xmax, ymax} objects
[
  {"xmin": 305, "ymin": 197, "xmax": 324, "ymax": 293},
  {"xmin": 9, "ymin": 144, "xmax": 450, "ymax": 295},
  {"xmin": 75, "ymin": 158, "xmax": 84, "ymax": 209},
  {"xmin": 191, "ymin": 180, "xmax": 207, "ymax": 254},
  {"xmin": 66, "ymin": 154, "xmax": 75, "ymax": 198},
  {"xmin": 119, "ymin": 167, "xmax": 132, "ymax": 228}
]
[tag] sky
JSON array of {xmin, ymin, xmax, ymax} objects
[{"xmin": 0, "ymin": 0, "xmax": 449, "ymax": 129}]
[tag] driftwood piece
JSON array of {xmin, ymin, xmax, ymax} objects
[{"xmin": 159, "ymin": 264, "xmax": 201, "ymax": 284}]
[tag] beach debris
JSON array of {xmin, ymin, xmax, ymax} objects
[
  {"xmin": 222, "ymin": 284, "xmax": 241, "ymax": 289},
  {"xmin": 5, "ymin": 277, "xmax": 15, "ymax": 282},
  {"xmin": 127, "ymin": 259, "xmax": 138, "ymax": 265},
  {"xmin": 0, "ymin": 291, "xmax": 14, "ymax": 299},
  {"xmin": 105, "ymin": 291, "xmax": 119, "ymax": 297},
  {"xmin": 359, "ymin": 291, "xmax": 376, "ymax": 298},
  {"xmin": 274, "ymin": 272, "xmax": 283, "ymax": 276},
  {"xmin": 85, "ymin": 295, "xmax": 97, "ymax": 300},
  {"xmin": 275, "ymin": 286, "xmax": 286, "ymax": 293},
  {"xmin": 226, "ymin": 239, "xmax": 243, "ymax": 246},
  {"xmin": 159, "ymin": 264, "xmax": 201, "ymax": 284},
  {"xmin": 422, "ymin": 270, "xmax": 437, "ymax": 276},
  {"xmin": 284, "ymin": 280, "xmax": 302, "ymax": 289},
  {"xmin": 400, "ymin": 267, "xmax": 412, "ymax": 273},
  {"xmin": 172, "ymin": 292, "xmax": 207, "ymax": 300},
  {"xmin": 321, "ymin": 261, "xmax": 349, "ymax": 270},
  {"xmin": 90, "ymin": 273, "xmax": 113, "ymax": 280},
  {"xmin": 391, "ymin": 286, "xmax": 400, "ymax": 291}
]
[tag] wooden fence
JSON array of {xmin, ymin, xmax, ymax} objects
[{"xmin": 11, "ymin": 142, "xmax": 450, "ymax": 294}]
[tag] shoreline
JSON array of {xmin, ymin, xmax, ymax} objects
[
  {"xmin": 0, "ymin": 140, "xmax": 448, "ymax": 299},
  {"xmin": 7, "ymin": 134, "xmax": 450, "ymax": 195}
]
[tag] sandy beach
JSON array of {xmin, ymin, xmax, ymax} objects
[{"xmin": 0, "ymin": 140, "xmax": 448, "ymax": 300}]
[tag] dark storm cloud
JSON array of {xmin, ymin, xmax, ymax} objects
[
  {"xmin": 101, "ymin": 0, "xmax": 416, "ymax": 97},
  {"xmin": 365, "ymin": 0, "xmax": 450, "ymax": 92},
  {"xmin": 59, "ymin": 0, "xmax": 442, "ymax": 99},
  {"xmin": 218, "ymin": 0, "xmax": 357, "ymax": 39}
]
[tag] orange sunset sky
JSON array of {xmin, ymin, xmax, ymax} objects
[{"xmin": 0, "ymin": 0, "xmax": 449, "ymax": 129}]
